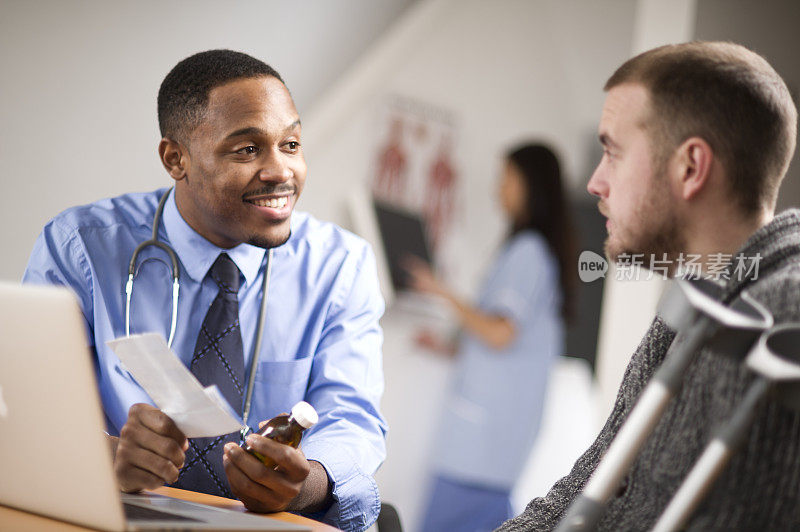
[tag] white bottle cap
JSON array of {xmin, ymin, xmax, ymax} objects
[{"xmin": 291, "ymin": 401, "xmax": 319, "ymax": 429}]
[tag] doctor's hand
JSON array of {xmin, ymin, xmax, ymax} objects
[
  {"xmin": 402, "ymin": 256, "xmax": 447, "ymax": 298},
  {"xmin": 223, "ymin": 436, "xmax": 332, "ymax": 514},
  {"xmin": 113, "ymin": 403, "xmax": 188, "ymax": 493},
  {"xmin": 415, "ymin": 328, "xmax": 458, "ymax": 358}
]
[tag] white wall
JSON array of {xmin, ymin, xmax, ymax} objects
[{"xmin": 0, "ymin": 0, "xmax": 417, "ymax": 281}]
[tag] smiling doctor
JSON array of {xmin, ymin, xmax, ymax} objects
[{"xmin": 23, "ymin": 49, "xmax": 387, "ymax": 532}]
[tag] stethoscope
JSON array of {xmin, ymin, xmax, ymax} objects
[{"xmin": 124, "ymin": 188, "xmax": 272, "ymax": 442}]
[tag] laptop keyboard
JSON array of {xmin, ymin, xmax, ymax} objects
[{"xmin": 123, "ymin": 502, "xmax": 202, "ymax": 522}]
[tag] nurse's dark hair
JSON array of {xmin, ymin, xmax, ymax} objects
[
  {"xmin": 158, "ymin": 49, "xmax": 285, "ymax": 142},
  {"xmin": 506, "ymin": 143, "xmax": 576, "ymax": 321}
]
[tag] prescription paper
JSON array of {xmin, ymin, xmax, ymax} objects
[{"xmin": 107, "ymin": 333, "xmax": 245, "ymax": 438}]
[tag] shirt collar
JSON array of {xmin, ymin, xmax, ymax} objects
[{"xmin": 162, "ymin": 188, "xmax": 266, "ymax": 286}]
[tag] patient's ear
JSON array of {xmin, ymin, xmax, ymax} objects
[
  {"xmin": 158, "ymin": 138, "xmax": 189, "ymax": 182},
  {"xmin": 673, "ymin": 136, "xmax": 714, "ymax": 201}
]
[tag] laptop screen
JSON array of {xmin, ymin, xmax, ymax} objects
[{"xmin": 373, "ymin": 200, "xmax": 433, "ymax": 291}]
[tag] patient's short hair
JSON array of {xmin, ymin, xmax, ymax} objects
[{"xmin": 606, "ymin": 41, "xmax": 797, "ymax": 214}]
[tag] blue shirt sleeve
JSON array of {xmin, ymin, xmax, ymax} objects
[
  {"xmin": 23, "ymin": 219, "xmax": 96, "ymax": 345},
  {"xmin": 481, "ymin": 232, "xmax": 557, "ymax": 326},
  {"xmin": 300, "ymin": 243, "xmax": 388, "ymax": 532}
]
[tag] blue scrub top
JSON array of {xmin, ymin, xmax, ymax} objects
[
  {"xmin": 23, "ymin": 188, "xmax": 387, "ymax": 532},
  {"xmin": 432, "ymin": 230, "xmax": 563, "ymax": 489}
]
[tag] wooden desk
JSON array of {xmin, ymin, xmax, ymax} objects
[{"xmin": 0, "ymin": 486, "xmax": 339, "ymax": 531}]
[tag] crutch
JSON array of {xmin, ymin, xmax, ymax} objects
[
  {"xmin": 652, "ymin": 323, "xmax": 800, "ymax": 532},
  {"xmin": 555, "ymin": 278, "xmax": 773, "ymax": 532}
]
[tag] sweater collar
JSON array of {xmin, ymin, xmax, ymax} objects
[{"xmin": 723, "ymin": 208, "xmax": 800, "ymax": 299}]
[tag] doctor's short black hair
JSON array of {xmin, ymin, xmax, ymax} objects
[{"xmin": 157, "ymin": 49, "xmax": 285, "ymax": 142}]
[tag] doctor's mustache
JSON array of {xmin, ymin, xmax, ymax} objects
[{"xmin": 243, "ymin": 184, "xmax": 297, "ymax": 198}]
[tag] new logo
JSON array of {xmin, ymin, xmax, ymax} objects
[{"xmin": 578, "ymin": 250, "xmax": 609, "ymax": 283}]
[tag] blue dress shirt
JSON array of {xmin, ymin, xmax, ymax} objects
[
  {"xmin": 23, "ymin": 187, "xmax": 387, "ymax": 532},
  {"xmin": 432, "ymin": 230, "xmax": 563, "ymax": 489}
]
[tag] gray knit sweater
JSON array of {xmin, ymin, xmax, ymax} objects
[{"xmin": 497, "ymin": 210, "xmax": 800, "ymax": 531}]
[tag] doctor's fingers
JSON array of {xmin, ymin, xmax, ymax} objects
[
  {"xmin": 116, "ymin": 463, "xmax": 171, "ymax": 493},
  {"xmin": 114, "ymin": 444, "xmax": 181, "ymax": 488},
  {"xmin": 119, "ymin": 421, "xmax": 186, "ymax": 469},
  {"xmin": 405, "ymin": 264, "xmax": 440, "ymax": 292},
  {"xmin": 222, "ymin": 447, "xmax": 302, "ymax": 511},
  {"xmin": 243, "ymin": 436, "xmax": 310, "ymax": 482},
  {"xmin": 127, "ymin": 403, "xmax": 188, "ymax": 450},
  {"xmin": 222, "ymin": 455, "xmax": 289, "ymax": 512},
  {"xmin": 401, "ymin": 254, "xmax": 429, "ymax": 272}
]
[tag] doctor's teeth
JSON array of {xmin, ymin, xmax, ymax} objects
[{"xmin": 252, "ymin": 197, "xmax": 288, "ymax": 208}]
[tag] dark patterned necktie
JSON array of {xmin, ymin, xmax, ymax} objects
[{"xmin": 172, "ymin": 253, "xmax": 245, "ymax": 498}]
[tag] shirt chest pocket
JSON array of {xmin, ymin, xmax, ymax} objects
[{"xmin": 251, "ymin": 356, "xmax": 314, "ymax": 421}]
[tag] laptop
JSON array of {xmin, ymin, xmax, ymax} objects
[{"xmin": 0, "ymin": 282, "xmax": 309, "ymax": 531}]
